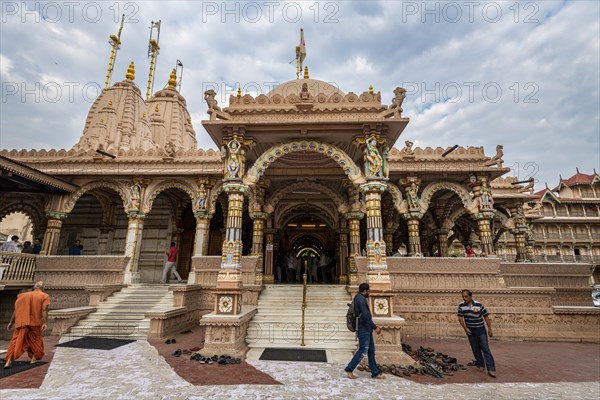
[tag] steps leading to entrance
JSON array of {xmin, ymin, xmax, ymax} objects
[
  {"xmin": 69, "ymin": 284, "xmax": 175, "ymax": 339},
  {"xmin": 246, "ymin": 285, "xmax": 357, "ymax": 350}
]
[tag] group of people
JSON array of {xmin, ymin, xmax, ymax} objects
[
  {"xmin": 345, "ymin": 284, "xmax": 496, "ymax": 379},
  {"xmin": 0, "ymin": 236, "xmax": 42, "ymax": 254},
  {"xmin": 276, "ymin": 252, "xmax": 335, "ymax": 284}
]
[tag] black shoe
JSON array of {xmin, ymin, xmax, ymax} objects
[
  {"xmin": 172, "ymin": 349, "xmax": 182, "ymax": 357},
  {"xmin": 165, "ymin": 339, "xmax": 172, "ymax": 344}
]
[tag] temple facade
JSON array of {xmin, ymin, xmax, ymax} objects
[{"xmin": 1, "ymin": 54, "xmax": 598, "ymax": 354}]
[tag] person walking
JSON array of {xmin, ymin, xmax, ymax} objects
[
  {"xmin": 457, "ymin": 289, "xmax": 497, "ymax": 377},
  {"xmin": 4, "ymin": 281, "xmax": 51, "ymax": 368},
  {"xmin": 344, "ymin": 283, "xmax": 385, "ymax": 379},
  {"xmin": 160, "ymin": 242, "xmax": 182, "ymax": 284}
]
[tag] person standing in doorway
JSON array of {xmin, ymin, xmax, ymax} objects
[
  {"xmin": 32, "ymin": 238, "xmax": 42, "ymax": 254},
  {"xmin": 161, "ymin": 242, "xmax": 182, "ymax": 284},
  {"xmin": 457, "ymin": 289, "xmax": 497, "ymax": 378},
  {"xmin": 69, "ymin": 240, "xmax": 83, "ymax": 255},
  {"xmin": 4, "ymin": 281, "xmax": 50, "ymax": 368},
  {"xmin": 344, "ymin": 283, "xmax": 385, "ymax": 380},
  {"xmin": 310, "ymin": 256, "xmax": 319, "ymax": 283}
]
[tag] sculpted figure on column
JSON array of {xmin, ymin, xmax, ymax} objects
[{"xmin": 364, "ymin": 137, "xmax": 383, "ymax": 177}]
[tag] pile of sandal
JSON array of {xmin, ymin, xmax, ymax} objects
[
  {"xmin": 357, "ymin": 344, "xmax": 466, "ymax": 379},
  {"xmin": 189, "ymin": 354, "xmax": 241, "ymax": 365}
]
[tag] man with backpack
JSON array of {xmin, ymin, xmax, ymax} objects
[{"xmin": 344, "ymin": 283, "xmax": 385, "ymax": 379}]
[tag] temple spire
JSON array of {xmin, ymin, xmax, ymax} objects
[
  {"xmin": 167, "ymin": 68, "xmax": 177, "ymax": 89},
  {"xmin": 104, "ymin": 14, "xmax": 125, "ymax": 89}
]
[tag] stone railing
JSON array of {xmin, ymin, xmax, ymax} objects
[
  {"xmin": 0, "ymin": 251, "xmax": 37, "ymax": 285},
  {"xmin": 499, "ymin": 263, "xmax": 594, "ymax": 288},
  {"xmin": 35, "ymin": 256, "xmax": 129, "ymax": 288}
]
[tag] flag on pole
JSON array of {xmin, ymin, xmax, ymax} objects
[{"xmin": 298, "ymin": 29, "xmax": 306, "ymax": 67}]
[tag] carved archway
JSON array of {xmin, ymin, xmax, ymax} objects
[
  {"xmin": 143, "ymin": 180, "xmax": 196, "ymax": 214},
  {"xmin": 0, "ymin": 202, "xmax": 46, "ymax": 239},
  {"xmin": 386, "ymin": 182, "xmax": 404, "ymax": 213},
  {"xmin": 64, "ymin": 181, "xmax": 129, "ymax": 214},
  {"xmin": 419, "ymin": 182, "xmax": 475, "ymax": 213},
  {"xmin": 278, "ymin": 202, "xmax": 337, "ymax": 229},
  {"xmin": 265, "ymin": 180, "xmax": 349, "ymax": 213},
  {"xmin": 244, "ymin": 140, "xmax": 365, "ymax": 187}
]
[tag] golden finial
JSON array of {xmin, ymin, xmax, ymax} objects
[
  {"xmin": 168, "ymin": 68, "xmax": 177, "ymax": 89},
  {"xmin": 154, "ymin": 104, "xmax": 159, "ymax": 112},
  {"xmin": 237, "ymin": 87, "xmax": 242, "ymax": 98},
  {"xmin": 108, "ymin": 99, "xmax": 113, "ymax": 106},
  {"xmin": 126, "ymin": 61, "xmax": 135, "ymax": 81},
  {"xmin": 304, "ymin": 66, "xmax": 309, "ymax": 79},
  {"xmin": 143, "ymin": 112, "xmax": 147, "ymax": 118},
  {"xmin": 369, "ymin": 85, "xmax": 373, "ymax": 94}
]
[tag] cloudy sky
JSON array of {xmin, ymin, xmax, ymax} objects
[{"xmin": 1, "ymin": 0, "xmax": 598, "ymax": 188}]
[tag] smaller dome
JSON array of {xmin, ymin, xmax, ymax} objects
[{"xmin": 267, "ymin": 78, "xmax": 345, "ymax": 99}]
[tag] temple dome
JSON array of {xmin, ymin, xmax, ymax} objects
[
  {"xmin": 267, "ymin": 78, "xmax": 345, "ymax": 99},
  {"xmin": 146, "ymin": 69, "xmax": 197, "ymax": 154},
  {"xmin": 72, "ymin": 62, "xmax": 154, "ymax": 154}
]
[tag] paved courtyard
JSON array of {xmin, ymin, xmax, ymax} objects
[{"xmin": 1, "ymin": 330, "xmax": 599, "ymax": 399}]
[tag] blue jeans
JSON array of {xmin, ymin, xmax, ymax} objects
[
  {"xmin": 467, "ymin": 328, "xmax": 496, "ymax": 372},
  {"xmin": 345, "ymin": 329, "xmax": 380, "ymax": 378}
]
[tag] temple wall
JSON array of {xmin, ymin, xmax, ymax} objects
[{"xmin": 355, "ymin": 257, "xmax": 599, "ymax": 342}]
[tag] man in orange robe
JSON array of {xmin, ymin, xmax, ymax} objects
[{"xmin": 4, "ymin": 281, "xmax": 50, "ymax": 368}]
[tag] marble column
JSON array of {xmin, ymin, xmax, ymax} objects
[
  {"xmin": 123, "ymin": 213, "xmax": 145, "ymax": 284},
  {"xmin": 42, "ymin": 212, "xmax": 67, "ymax": 255},
  {"xmin": 470, "ymin": 177, "xmax": 496, "ymax": 256},
  {"xmin": 187, "ymin": 212, "xmax": 212, "ymax": 284},
  {"xmin": 473, "ymin": 216, "xmax": 495, "ymax": 256},
  {"xmin": 250, "ymin": 211, "xmax": 268, "ymax": 285},
  {"xmin": 509, "ymin": 204, "xmax": 530, "ymax": 262},
  {"xmin": 263, "ymin": 218, "xmax": 275, "ymax": 284},
  {"xmin": 345, "ymin": 211, "xmax": 363, "ymax": 286}
]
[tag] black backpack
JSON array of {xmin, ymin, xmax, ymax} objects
[{"xmin": 346, "ymin": 296, "xmax": 360, "ymax": 332}]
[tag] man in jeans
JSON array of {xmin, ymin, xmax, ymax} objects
[
  {"xmin": 457, "ymin": 289, "xmax": 497, "ymax": 377},
  {"xmin": 160, "ymin": 242, "xmax": 182, "ymax": 284},
  {"xmin": 344, "ymin": 283, "xmax": 385, "ymax": 379}
]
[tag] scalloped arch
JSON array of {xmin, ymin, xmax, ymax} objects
[
  {"xmin": 143, "ymin": 180, "xmax": 196, "ymax": 214},
  {"xmin": 0, "ymin": 202, "xmax": 46, "ymax": 238},
  {"xmin": 386, "ymin": 182, "xmax": 404, "ymax": 213},
  {"xmin": 277, "ymin": 202, "xmax": 337, "ymax": 229},
  {"xmin": 64, "ymin": 181, "xmax": 129, "ymax": 215},
  {"xmin": 420, "ymin": 182, "xmax": 474, "ymax": 213},
  {"xmin": 266, "ymin": 181, "xmax": 348, "ymax": 212},
  {"xmin": 244, "ymin": 140, "xmax": 365, "ymax": 187}
]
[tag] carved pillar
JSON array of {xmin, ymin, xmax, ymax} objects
[
  {"xmin": 435, "ymin": 228, "xmax": 450, "ymax": 257},
  {"xmin": 263, "ymin": 218, "xmax": 275, "ymax": 284},
  {"xmin": 345, "ymin": 211, "xmax": 363, "ymax": 285},
  {"xmin": 507, "ymin": 205, "xmax": 528, "ymax": 262},
  {"xmin": 250, "ymin": 211, "xmax": 267, "ymax": 285},
  {"xmin": 337, "ymin": 219, "xmax": 349, "ymax": 284},
  {"xmin": 400, "ymin": 177, "xmax": 423, "ymax": 256},
  {"xmin": 383, "ymin": 228, "xmax": 395, "ymax": 256},
  {"xmin": 359, "ymin": 181, "xmax": 390, "ymax": 291},
  {"xmin": 186, "ymin": 212, "xmax": 212, "ymax": 284},
  {"xmin": 215, "ymin": 182, "xmax": 247, "ymax": 316},
  {"xmin": 470, "ymin": 177, "xmax": 496, "ymax": 256},
  {"xmin": 123, "ymin": 213, "xmax": 145, "ymax": 284},
  {"xmin": 42, "ymin": 212, "xmax": 67, "ymax": 255},
  {"xmin": 402, "ymin": 215, "xmax": 423, "ymax": 255}
]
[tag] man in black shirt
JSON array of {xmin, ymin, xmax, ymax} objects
[{"xmin": 344, "ymin": 283, "xmax": 385, "ymax": 379}]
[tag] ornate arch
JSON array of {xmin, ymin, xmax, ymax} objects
[
  {"xmin": 265, "ymin": 180, "xmax": 348, "ymax": 213},
  {"xmin": 0, "ymin": 202, "xmax": 46, "ymax": 238},
  {"xmin": 419, "ymin": 182, "xmax": 475, "ymax": 213},
  {"xmin": 385, "ymin": 182, "xmax": 404, "ymax": 213},
  {"xmin": 143, "ymin": 180, "xmax": 196, "ymax": 214},
  {"xmin": 207, "ymin": 181, "xmax": 224, "ymax": 215},
  {"xmin": 244, "ymin": 140, "xmax": 365, "ymax": 187},
  {"xmin": 277, "ymin": 203, "xmax": 337, "ymax": 229},
  {"xmin": 64, "ymin": 181, "xmax": 129, "ymax": 214}
]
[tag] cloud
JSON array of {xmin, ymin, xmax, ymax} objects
[{"xmin": 0, "ymin": 0, "xmax": 598, "ymax": 189}]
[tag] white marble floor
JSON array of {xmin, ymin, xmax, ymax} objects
[{"xmin": 1, "ymin": 340, "xmax": 598, "ymax": 400}]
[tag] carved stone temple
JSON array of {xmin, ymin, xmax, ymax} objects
[{"xmin": 1, "ymin": 40, "xmax": 598, "ymax": 361}]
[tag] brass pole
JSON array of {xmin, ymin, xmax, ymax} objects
[{"xmin": 301, "ymin": 261, "xmax": 307, "ymax": 346}]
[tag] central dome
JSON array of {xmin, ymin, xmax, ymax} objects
[{"xmin": 267, "ymin": 78, "xmax": 345, "ymax": 98}]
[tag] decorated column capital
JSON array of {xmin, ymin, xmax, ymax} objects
[
  {"xmin": 345, "ymin": 211, "xmax": 365, "ymax": 220},
  {"xmin": 353, "ymin": 131, "xmax": 390, "ymax": 180},
  {"xmin": 400, "ymin": 177, "xmax": 422, "ymax": 212}
]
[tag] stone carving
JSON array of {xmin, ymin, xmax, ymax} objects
[
  {"xmin": 419, "ymin": 181, "xmax": 475, "ymax": 213},
  {"xmin": 486, "ymin": 145, "xmax": 504, "ymax": 168},
  {"xmin": 364, "ymin": 137, "xmax": 383, "ymax": 177},
  {"xmin": 299, "ymin": 82, "xmax": 312, "ymax": 102},
  {"xmin": 401, "ymin": 140, "xmax": 414, "ymax": 156},
  {"xmin": 196, "ymin": 183, "xmax": 207, "ymax": 210},
  {"xmin": 478, "ymin": 181, "xmax": 494, "ymax": 210},
  {"xmin": 382, "ymin": 146, "xmax": 389, "ymax": 178},
  {"xmin": 204, "ymin": 89, "xmax": 221, "ymax": 112},
  {"xmin": 519, "ymin": 180, "xmax": 535, "ymax": 194},
  {"xmin": 406, "ymin": 181, "xmax": 420, "ymax": 209},
  {"xmin": 389, "ymin": 87, "xmax": 406, "ymax": 113},
  {"xmin": 129, "ymin": 182, "xmax": 142, "ymax": 210},
  {"xmin": 164, "ymin": 141, "xmax": 176, "ymax": 158}
]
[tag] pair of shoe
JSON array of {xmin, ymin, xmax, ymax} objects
[
  {"xmin": 165, "ymin": 338, "xmax": 177, "ymax": 344},
  {"xmin": 181, "ymin": 329, "xmax": 192, "ymax": 334},
  {"xmin": 488, "ymin": 371, "xmax": 497, "ymax": 378},
  {"xmin": 172, "ymin": 349, "xmax": 182, "ymax": 357},
  {"xmin": 217, "ymin": 355, "xmax": 240, "ymax": 365},
  {"xmin": 190, "ymin": 354, "xmax": 213, "ymax": 364}
]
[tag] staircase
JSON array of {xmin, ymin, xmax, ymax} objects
[
  {"xmin": 246, "ymin": 285, "xmax": 356, "ymax": 351},
  {"xmin": 69, "ymin": 284, "xmax": 175, "ymax": 339}
]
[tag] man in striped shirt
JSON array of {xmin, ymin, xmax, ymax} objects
[{"xmin": 457, "ymin": 289, "xmax": 497, "ymax": 378}]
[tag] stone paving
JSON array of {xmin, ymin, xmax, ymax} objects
[{"xmin": 1, "ymin": 335, "xmax": 599, "ymax": 400}]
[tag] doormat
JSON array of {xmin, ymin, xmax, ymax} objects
[
  {"xmin": 0, "ymin": 361, "xmax": 47, "ymax": 379},
  {"xmin": 56, "ymin": 337, "xmax": 135, "ymax": 350},
  {"xmin": 259, "ymin": 348, "xmax": 327, "ymax": 362}
]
